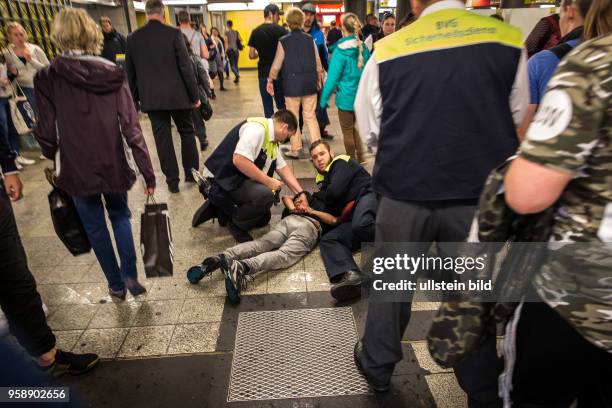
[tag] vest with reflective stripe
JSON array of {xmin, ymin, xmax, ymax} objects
[
  {"xmin": 204, "ymin": 118, "xmax": 277, "ymax": 192},
  {"xmin": 372, "ymin": 9, "xmax": 522, "ymax": 202}
]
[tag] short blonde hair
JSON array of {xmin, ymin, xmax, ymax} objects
[
  {"xmin": 5, "ymin": 21, "xmax": 27, "ymax": 42},
  {"xmin": 285, "ymin": 8, "xmax": 304, "ymax": 30},
  {"xmin": 51, "ymin": 8, "xmax": 102, "ymax": 54}
]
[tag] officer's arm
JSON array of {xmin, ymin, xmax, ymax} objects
[
  {"xmin": 276, "ymin": 165, "xmax": 303, "ymax": 194},
  {"xmin": 249, "ymin": 47, "xmax": 258, "ymax": 60},
  {"xmin": 233, "ymin": 154, "xmax": 272, "ymax": 188},
  {"xmin": 505, "ymin": 157, "xmax": 572, "ymax": 214}
]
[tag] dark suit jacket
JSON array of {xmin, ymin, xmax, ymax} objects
[{"xmin": 125, "ymin": 20, "xmax": 198, "ymax": 112}]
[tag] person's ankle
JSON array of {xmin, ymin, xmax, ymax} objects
[{"xmin": 37, "ymin": 348, "xmax": 57, "ymax": 367}]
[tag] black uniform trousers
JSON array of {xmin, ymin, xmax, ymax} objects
[
  {"xmin": 228, "ymin": 180, "xmax": 275, "ymax": 231},
  {"xmin": 361, "ymin": 196, "xmax": 502, "ymax": 408},
  {"xmin": 320, "ymin": 191, "xmax": 377, "ymax": 280},
  {"xmin": 148, "ymin": 109, "xmax": 199, "ymax": 188},
  {"xmin": 0, "ymin": 183, "xmax": 56, "ymax": 357}
]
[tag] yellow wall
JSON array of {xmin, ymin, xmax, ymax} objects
[
  {"xmin": 135, "ymin": 7, "xmax": 172, "ymax": 28},
  {"xmin": 225, "ymin": 10, "xmax": 262, "ymax": 69}
]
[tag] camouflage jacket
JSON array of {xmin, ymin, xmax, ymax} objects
[{"xmin": 519, "ymin": 33, "xmax": 612, "ymax": 352}]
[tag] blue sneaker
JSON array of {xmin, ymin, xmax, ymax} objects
[{"xmin": 187, "ymin": 255, "xmax": 224, "ymax": 284}]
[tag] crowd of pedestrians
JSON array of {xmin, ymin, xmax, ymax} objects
[{"xmin": 0, "ymin": 0, "xmax": 611, "ymax": 405}]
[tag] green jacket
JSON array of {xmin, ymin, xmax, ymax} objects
[{"xmin": 320, "ymin": 35, "xmax": 371, "ymax": 112}]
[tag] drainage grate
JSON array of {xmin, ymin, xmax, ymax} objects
[{"xmin": 228, "ymin": 307, "xmax": 370, "ymax": 402}]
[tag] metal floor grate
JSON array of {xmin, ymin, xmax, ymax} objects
[{"xmin": 228, "ymin": 307, "xmax": 370, "ymax": 402}]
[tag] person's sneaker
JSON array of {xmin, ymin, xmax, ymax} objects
[
  {"xmin": 221, "ymin": 259, "xmax": 251, "ymax": 304},
  {"xmin": 354, "ymin": 341, "xmax": 390, "ymax": 393},
  {"xmin": 330, "ymin": 270, "xmax": 363, "ymax": 302},
  {"xmin": 284, "ymin": 150, "xmax": 300, "ymax": 160},
  {"xmin": 321, "ymin": 130, "xmax": 334, "ymax": 140},
  {"xmin": 210, "ymin": 90, "xmax": 217, "ymax": 100},
  {"xmin": 187, "ymin": 254, "xmax": 224, "ymax": 283},
  {"xmin": 39, "ymin": 349, "xmax": 100, "ymax": 377},
  {"xmin": 108, "ymin": 287, "xmax": 126, "ymax": 301},
  {"xmin": 200, "ymin": 139, "xmax": 209, "ymax": 151},
  {"xmin": 16, "ymin": 155, "xmax": 35, "ymax": 165},
  {"xmin": 192, "ymin": 201, "xmax": 217, "ymax": 227},
  {"xmin": 226, "ymin": 220, "xmax": 253, "ymax": 243},
  {"xmin": 234, "ymin": 77, "xmax": 240, "ymax": 84},
  {"xmin": 191, "ymin": 169, "xmax": 213, "ymax": 199},
  {"xmin": 220, "ymin": 87, "xmax": 228, "ymax": 91},
  {"xmin": 14, "ymin": 160, "xmax": 23, "ymax": 170},
  {"xmin": 185, "ymin": 174, "xmax": 196, "ymax": 183},
  {"xmin": 126, "ymin": 279, "xmax": 147, "ymax": 297},
  {"xmin": 168, "ymin": 183, "xmax": 179, "ymax": 194}
]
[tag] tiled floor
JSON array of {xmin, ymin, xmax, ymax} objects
[{"xmin": 7, "ymin": 71, "xmax": 466, "ymax": 407}]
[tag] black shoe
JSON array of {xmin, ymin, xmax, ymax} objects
[
  {"xmin": 192, "ymin": 201, "xmax": 217, "ymax": 228},
  {"xmin": 227, "ymin": 220, "xmax": 253, "ymax": 243},
  {"xmin": 187, "ymin": 254, "xmax": 224, "ymax": 283},
  {"xmin": 220, "ymin": 87, "xmax": 227, "ymax": 91},
  {"xmin": 354, "ymin": 341, "xmax": 390, "ymax": 393},
  {"xmin": 108, "ymin": 287, "xmax": 126, "ymax": 301},
  {"xmin": 126, "ymin": 279, "xmax": 147, "ymax": 297},
  {"xmin": 330, "ymin": 270, "xmax": 363, "ymax": 302},
  {"xmin": 210, "ymin": 90, "xmax": 216, "ymax": 100},
  {"xmin": 200, "ymin": 140, "xmax": 209, "ymax": 151},
  {"xmin": 185, "ymin": 174, "xmax": 196, "ymax": 183},
  {"xmin": 221, "ymin": 259, "xmax": 251, "ymax": 304},
  {"xmin": 40, "ymin": 349, "xmax": 100, "ymax": 377},
  {"xmin": 321, "ymin": 130, "xmax": 334, "ymax": 140},
  {"xmin": 168, "ymin": 183, "xmax": 179, "ymax": 194},
  {"xmin": 234, "ymin": 77, "xmax": 239, "ymax": 84}
]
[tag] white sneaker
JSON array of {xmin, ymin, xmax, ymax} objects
[
  {"xmin": 39, "ymin": 154, "xmax": 46, "ymax": 160},
  {"xmin": 14, "ymin": 160, "xmax": 23, "ymax": 170},
  {"xmin": 16, "ymin": 155, "xmax": 35, "ymax": 165},
  {"xmin": 284, "ymin": 150, "xmax": 300, "ymax": 159}
]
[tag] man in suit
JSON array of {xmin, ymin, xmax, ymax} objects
[{"xmin": 125, "ymin": 0, "xmax": 201, "ymax": 193}]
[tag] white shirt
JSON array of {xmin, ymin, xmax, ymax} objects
[
  {"xmin": 234, "ymin": 119, "xmax": 287, "ymax": 175},
  {"xmin": 354, "ymin": 1, "xmax": 530, "ymax": 153}
]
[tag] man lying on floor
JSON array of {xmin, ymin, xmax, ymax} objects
[{"xmin": 187, "ymin": 191, "xmax": 348, "ymax": 303}]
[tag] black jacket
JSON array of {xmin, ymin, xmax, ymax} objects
[
  {"xmin": 327, "ymin": 27, "xmax": 342, "ymax": 49},
  {"xmin": 101, "ymin": 29, "xmax": 126, "ymax": 63},
  {"xmin": 125, "ymin": 20, "xmax": 198, "ymax": 112},
  {"xmin": 315, "ymin": 158, "xmax": 371, "ymax": 216},
  {"xmin": 279, "ymin": 30, "xmax": 318, "ymax": 97}
]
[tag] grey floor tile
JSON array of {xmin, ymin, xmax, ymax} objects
[
  {"xmin": 88, "ymin": 301, "xmax": 142, "ymax": 329},
  {"xmin": 47, "ymin": 304, "xmax": 98, "ymax": 330},
  {"xmin": 37, "ymin": 284, "xmax": 87, "ymax": 306},
  {"xmin": 185, "ymin": 273, "xmax": 228, "ymax": 298},
  {"xmin": 167, "ymin": 322, "xmax": 220, "ymax": 354},
  {"xmin": 33, "ymin": 265, "xmax": 88, "ymax": 284},
  {"xmin": 117, "ymin": 325, "xmax": 175, "ymax": 358},
  {"xmin": 146, "ymin": 280, "xmax": 190, "ymax": 301},
  {"xmin": 267, "ymin": 271, "xmax": 307, "ymax": 294},
  {"xmin": 178, "ymin": 297, "xmax": 225, "ymax": 323},
  {"xmin": 133, "ymin": 299, "xmax": 184, "ymax": 326},
  {"xmin": 305, "ymin": 268, "xmax": 331, "ymax": 292},
  {"xmin": 72, "ymin": 328, "xmax": 129, "ymax": 359},
  {"xmin": 425, "ymin": 373, "xmax": 467, "ymax": 408},
  {"xmin": 52, "ymin": 330, "xmax": 84, "ymax": 352},
  {"xmin": 71, "ymin": 283, "xmax": 115, "ymax": 304}
]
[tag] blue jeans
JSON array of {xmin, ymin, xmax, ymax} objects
[
  {"xmin": 0, "ymin": 97, "xmax": 19, "ymax": 154},
  {"xmin": 72, "ymin": 193, "xmax": 137, "ymax": 292},
  {"xmin": 258, "ymin": 77, "xmax": 285, "ymax": 118},
  {"xmin": 21, "ymin": 87, "xmax": 36, "ymax": 114}
]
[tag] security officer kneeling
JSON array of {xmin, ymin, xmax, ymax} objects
[
  {"xmin": 192, "ymin": 110, "xmax": 303, "ymax": 242},
  {"xmin": 310, "ymin": 140, "xmax": 377, "ymax": 301}
]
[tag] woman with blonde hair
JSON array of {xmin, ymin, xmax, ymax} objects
[
  {"xmin": 34, "ymin": 8, "xmax": 156, "ymax": 300},
  {"xmin": 267, "ymin": 7, "xmax": 324, "ymax": 159},
  {"xmin": 3, "ymin": 21, "xmax": 49, "ymax": 166},
  {"xmin": 320, "ymin": 13, "xmax": 371, "ymax": 163},
  {"xmin": 582, "ymin": 0, "xmax": 612, "ymax": 39}
]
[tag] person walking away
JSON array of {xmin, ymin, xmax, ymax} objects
[
  {"xmin": 3, "ymin": 21, "xmax": 50, "ymax": 166},
  {"xmin": 248, "ymin": 4, "xmax": 287, "ymax": 118},
  {"xmin": 326, "ymin": 20, "xmax": 343, "ymax": 50},
  {"xmin": 35, "ymin": 9, "xmax": 156, "ymax": 300},
  {"xmin": 1, "ymin": 49, "xmax": 100, "ymax": 374},
  {"xmin": 518, "ymin": 0, "xmax": 593, "ymax": 140},
  {"xmin": 302, "ymin": 3, "xmax": 333, "ymax": 140},
  {"xmin": 178, "ymin": 10, "xmax": 209, "ymax": 70},
  {"xmin": 267, "ymin": 7, "xmax": 323, "ymax": 159},
  {"xmin": 183, "ymin": 34, "xmax": 211, "ymax": 151},
  {"xmin": 320, "ymin": 13, "xmax": 370, "ymax": 163},
  {"xmin": 100, "ymin": 16, "xmax": 127, "ymax": 63},
  {"xmin": 125, "ymin": 0, "xmax": 200, "ymax": 194},
  {"xmin": 354, "ymin": 0, "xmax": 529, "ymax": 402},
  {"xmin": 209, "ymin": 27, "xmax": 227, "ymax": 96},
  {"xmin": 225, "ymin": 20, "xmax": 241, "ymax": 83},
  {"xmin": 502, "ymin": 28, "xmax": 612, "ymax": 407}
]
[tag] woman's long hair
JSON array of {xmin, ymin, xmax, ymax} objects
[
  {"xmin": 342, "ymin": 13, "xmax": 365, "ymax": 69},
  {"xmin": 583, "ymin": 0, "xmax": 612, "ymax": 40}
]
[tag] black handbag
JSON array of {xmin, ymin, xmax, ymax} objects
[
  {"xmin": 140, "ymin": 196, "xmax": 173, "ymax": 277},
  {"xmin": 45, "ymin": 168, "xmax": 91, "ymax": 256},
  {"xmin": 200, "ymin": 97, "xmax": 213, "ymax": 121}
]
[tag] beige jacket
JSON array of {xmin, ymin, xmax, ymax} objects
[{"xmin": 3, "ymin": 43, "xmax": 50, "ymax": 88}]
